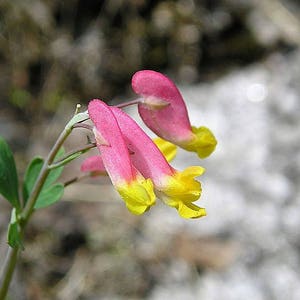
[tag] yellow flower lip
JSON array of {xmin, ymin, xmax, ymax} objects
[
  {"xmin": 178, "ymin": 202, "xmax": 206, "ymax": 219},
  {"xmin": 117, "ymin": 178, "xmax": 156, "ymax": 215},
  {"xmin": 182, "ymin": 126, "xmax": 217, "ymax": 159},
  {"xmin": 156, "ymin": 166, "xmax": 206, "ymax": 219}
]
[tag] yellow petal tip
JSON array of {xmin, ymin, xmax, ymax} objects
[
  {"xmin": 183, "ymin": 126, "xmax": 217, "ymax": 159},
  {"xmin": 153, "ymin": 137, "xmax": 177, "ymax": 162},
  {"xmin": 178, "ymin": 202, "xmax": 206, "ymax": 219},
  {"xmin": 117, "ymin": 178, "xmax": 156, "ymax": 215}
]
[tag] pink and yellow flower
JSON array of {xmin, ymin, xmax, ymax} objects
[
  {"xmin": 132, "ymin": 70, "xmax": 217, "ymax": 158},
  {"xmin": 86, "ymin": 99, "xmax": 155, "ymax": 215},
  {"xmin": 81, "ymin": 100, "xmax": 206, "ymax": 218},
  {"xmin": 111, "ymin": 106, "xmax": 206, "ymax": 219},
  {"xmin": 81, "ymin": 137, "xmax": 177, "ymax": 177},
  {"xmin": 80, "ymin": 69, "xmax": 217, "ymax": 218}
]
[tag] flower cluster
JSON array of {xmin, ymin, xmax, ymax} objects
[{"xmin": 81, "ymin": 70, "xmax": 217, "ymax": 218}]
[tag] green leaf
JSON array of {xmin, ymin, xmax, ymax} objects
[
  {"xmin": 7, "ymin": 208, "xmax": 23, "ymax": 249},
  {"xmin": 22, "ymin": 157, "xmax": 43, "ymax": 205},
  {"xmin": 23, "ymin": 147, "xmax": 65, "ymax": 205},
  {"xmin": 0, "ymin": 136, "xmax": 20, "ymax": 209},
  {"xmin": 34, "ymin": 183, "xmax": 64, "ymax": 209}
]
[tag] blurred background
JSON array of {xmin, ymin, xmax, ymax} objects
[{"xmin": 1, "ymin": 0, "xmax": 300, "ymax": 299}]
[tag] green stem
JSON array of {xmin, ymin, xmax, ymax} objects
[
  {"xmin": 63, "ymin": 174, "xmax": 91, "ymax": 187},
  {"xmin": 0, "ymin": 248, "xmax": 18, "ymax": 300},
  {"xmin": 21, "ymin": 127, "xmax": 71, "ymax": 223},
  {"xmin": 115, "ymin": 98, "xmax": 142, "ymax": 108},
  {"xmin": 0, "ymin": 126, "xmax": 73, "ymax": 299},
  {"xmin": 48, "ymin": 143, "xmax": 96, "ymax": 170}
]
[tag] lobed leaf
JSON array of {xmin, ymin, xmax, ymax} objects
[
  {"xmin": 34, "ymin": 183, "xmax": 64, "ymax": 209},
  {"xmin": 23, "ymin": 147, "xmax": 65, "ymax": 207},
  {"xmin": 22, "ymin": 157, "xmax": 43, "ymax": 205}
]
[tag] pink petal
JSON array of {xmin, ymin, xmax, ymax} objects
[
  {"xmin": 110, "ymin": 106, "xmax": 174, "ymax": 184},
  {"xmin": 80, "ymin": 155, "xmax": 106, "ymax": 175},
  {"xmin": 132, "ymin": 70, "xmax": 193, "ymax": 143},
  {"xmin": 88, "ymin": 99, "xmax": 136, "ymax": 184}
]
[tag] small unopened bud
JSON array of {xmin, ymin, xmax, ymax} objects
[{"xmin": 75, "ymin": 103, "xmax": 81, "ymax": 115}]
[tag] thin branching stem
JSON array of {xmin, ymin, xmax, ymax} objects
[
  {"xmin": 0, "ymin": 247, "xmax": 18, "ymax": 300},
  {"xmin": 48, "ymin": 142, "xmax": 96, "ymax": 170},
  {"xmin": 21, "ymin": 127, "xmax": 72, "ymax": 223},
  {"xmin": 0, "ymin": 126, "xmax": 73, "ymax": 299},
  {"xmin": 72, "ymin": 123, "xmax": 93, "ymax": 130},
  {"xmin": 63, "ymin": 174, "xmax": 91, "ymax": 187},
  {"xmin": 115, "ymin": 98, "xmax": 142, "ymax": 109}
]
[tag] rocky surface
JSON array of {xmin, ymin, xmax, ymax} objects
[{"xmin": 143, "ymin": 51, "xmax": 300, "ymax": 300}]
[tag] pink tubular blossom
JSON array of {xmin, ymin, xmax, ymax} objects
[
  {"xmin": 132, "ymin": 70, "xmax": 217, "ymax": 158},
  {"xmin": 111, "ymin": 106, "xmax": 206, "ymax": 219},
  {"xmin": 80, "ymin": 155, "xmax": 106, "ymax": 176},
  {"xmin": 87, "ymin": 99, "xmax": 156, "ymax": 215}
]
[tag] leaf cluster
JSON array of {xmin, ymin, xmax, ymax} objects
[{"xmin": 0, "ymin": 137, "xmax": 65, "ymax": 248}]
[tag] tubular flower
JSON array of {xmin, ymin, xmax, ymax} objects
[
  {"xmin": 87, "ymin": 99, "xmax": 156, "ymax": 215},
  {"xmin": 111, "ymin": 106, "xmax": 206, "ymax": 219},
  {"xmin": 81, "ymin": 137, "xmax": 177, "ymax": 177},
  {"xmin": 132, "ymin": 70, "xmax": 217, "ymax": 158},
  {"xmin": 80, "ymin": 155, "xmax": 106, "ymax": 176}
]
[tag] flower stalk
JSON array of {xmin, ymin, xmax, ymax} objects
[{"xmin": 48, "ymin": 142, "xmax": 96, "ymax": 170}]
